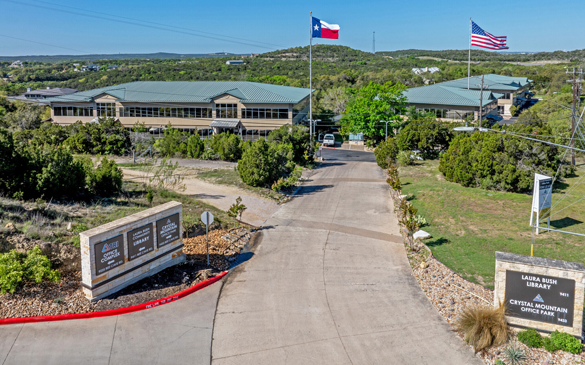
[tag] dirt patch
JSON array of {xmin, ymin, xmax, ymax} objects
[{"xmin": 0, "ymin": 228, "xmax": 253, "ymax": 319}]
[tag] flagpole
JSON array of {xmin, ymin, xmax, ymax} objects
[
  {"xmin": 467, "ymin": 17, "xmax": 471, "ymax": 90},
  {"xmin": 309, "ymin": 11, "xmax": 313, "ymax": 142}
]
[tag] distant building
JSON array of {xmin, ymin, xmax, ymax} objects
[
  {"xmin": 81, "ymin": 64, "xmax": 100, "ymax": 72},
  {"xmin": 46, "ymin": 81, "xmax": 311, "ymax": 138},
  {"xmin": 412, "ymin": 67, "xmax": 440, "ymax": 75},
  {"xmin": 107, "ymin": 65, "xmax": 119, "ymax": 71},
  {"xmin": 226, "ymin": 60, "xmax": 244, "ymax": 65},
  {"xmin": 8, "ymin": 87, "xmax": 77, "ymax": 104},
  {"xmin": 9, "ymin": 60, "xmax": 22, "ymax": 68},
  {"xmin": 403, "ymin": 74, "xmax": 533, "ymax": 119}
]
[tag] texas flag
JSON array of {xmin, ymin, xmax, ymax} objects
[{"xmin": 312, "ymin": 16, "xmax": 340, "ymax": 39}]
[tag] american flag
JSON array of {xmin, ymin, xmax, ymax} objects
[{"xmin": 471, "ymin": 21, "xmax": 508, "ymax": 50}]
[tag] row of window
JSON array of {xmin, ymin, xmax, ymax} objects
[
  {"xmin": 53, "ymin": 106, "xmax": 94, "ymax": 117},
  {"xmin": 120, "ymin": 107, "xmax": 213, "ymax": 118},
  {"xmin": 54, "ymin": 105, "xmax": 290, "ymax": 119},
  {"xmin": 241, "ymin": 108, "xmax": 289, "ymax": 119}
]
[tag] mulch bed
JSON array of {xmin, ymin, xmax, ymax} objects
[{"xmin": 0, "ymin": 227, "xmax": 252, "ymax": 319}]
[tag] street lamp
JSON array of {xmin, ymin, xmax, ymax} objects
[{"xmin": 381, "ymin": 120, "xmax": 392, "ymax": 139}]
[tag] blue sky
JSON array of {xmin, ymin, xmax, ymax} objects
[{"xmin": 0, "ymin": 0, "xmax": 583, "ymax": 56}]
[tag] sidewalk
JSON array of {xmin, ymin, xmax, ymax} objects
[{"xmin": 0, "ymin": 279, "xmax": 222, "ymax": 365}]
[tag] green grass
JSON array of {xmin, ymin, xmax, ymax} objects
[{"xmin": 400, "ymin": 160, "xmax": 585, "ymax": 288}]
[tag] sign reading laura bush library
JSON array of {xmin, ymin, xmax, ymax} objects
[
  {"xmin": 94, "ymin": 234, "xmax": 125, "ymax": 275},
  {"xmin": 494, "ymin": 252, "xmax": 585, "ymax": 337},
  {"xmin": 505, "ymin": 270, "xmax": 574, "ymax": 327},
  {"xmin": 127, "ymin": 224, "xmax": 154, "ymax": 261},
  {"xmin": 80, "ymin": 201, "xmax": 185, "ymax": 301}
]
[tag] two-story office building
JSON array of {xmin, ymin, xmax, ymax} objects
[
  {"xmin": 403, "ymin": 74, "xmax": 533, "ymax": 120},
  {"xmin": 47, "ymin": 81, "xmax": 311, "ymax": 137}
]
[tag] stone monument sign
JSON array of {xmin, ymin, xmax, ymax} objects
[
  {"xmin": 80, "ymin": 201, "xmax": 185, "ymax": 301},
  {"xmin": 494, "ymin": 251, "xmax": 585, "ymax": 337}
]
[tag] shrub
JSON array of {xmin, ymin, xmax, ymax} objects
[
  {"xmin": 397, "ymin": 150, "xmax": 415, "ymax": 166},
  {"xmin": 154, "ymin": 124, "xmax": 187, "ymax": 157},
  {"xmin": 227, "ymin": 196, "xmax": 247, "ymax": 221},
  {"xmin": 374, "ymin": 137, "xmax": 398, "ymax": 169},
  {"xmin": 456, "ymin": 303, "xmax": 509, "ymax": 351},
  {"xmin": 218, "ymin": 134, "xmax": 242, "ymax": 161},
  {"xmin": 386, "ymin": 163, "xmax": 401, "ymax": 190},
  {"xmin": 64, "ymin": 118, "xmax": 130, "ymax": 155},
  {"xmin": 503, "ymin": 342, "xmax": 527, "ymax": 365},
  {"xmin": 0, "ymin": 246, "xmax": 60, "ymax": 294},
  {"xmin": 439, "ymin": 123, "xmax": 572, "ymax": 193},
  {"xmin": 543, "ymin": 330, "xmax": 583, "ymax": 354},
  {"xmin": 86, "ymin": 157, "xmax": 123, "ymax": 196},
  {"xmin": 267, "ymin": 125, "xmax": 311, "ymax": 166},
  {"xmin": 396, "ymin": 115, "xmax": 452, "ymax": 158},
  {"xmin": 517, "ymin": 329, "xmax": 544, "ymax": 348},
  {"xmin": 186, "ymin": 134, "xmax": 204, "ymax": 158},
  {"xmin": 237, "ymin": 139, "xmax": 276, "ymax": 187}
]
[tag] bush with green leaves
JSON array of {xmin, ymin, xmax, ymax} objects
[
  {"xmin": 396, "ymin": 114, "xmax": 452, "ymax": 158},
  {"xmin": 154, "ymin": 124, "xmax": 188, "ymax": 157},
  {"xmin": 397, "ymin": 150, "xmax": 415, "ymax": 166},
  {"xmin": 186, "ymin": 134, "xmax": 204, "ymax": 158},
  {"xmin": 85, "ymin": 156, "xmax": 123, "ymax": 196},
  {"xmin": 63, "ymin": 118, "xmax": 130, "ymax": 155},
  {"xmin": 543, "ymin": 330, "xmax": 583, "ymax": 354},
  {"xmin": 237, "ymin": 139, "xmax": 277, "ymax": 187},
  {"xmin": 218, "ymin": 133, "xmax": 243, "ymax": 161},
  {"xmin": 0, "ymin": 246, "xmax": 60, "ymax": 294},
  {"xmin": 439, "ymin": 123, "xmax": 572, "ymax": 193},
  {"xmin": 374, "ymin": 137, "xmax": 398, "ymax": 169},
  {"xmin": 517, "ymin": 328, "xmax": 544, "ymax": 348},
  {"xmin": 267, "ymin": 124, "xmax": 311, "ymax": 166}
]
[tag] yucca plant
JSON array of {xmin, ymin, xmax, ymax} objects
[
  {"xmin": 503, "ymin": 342, "xmax": 527, "ymax": 365},
  {"xmin": 456, "ymin": 302, "xmax": 509, "ymax": 351}
]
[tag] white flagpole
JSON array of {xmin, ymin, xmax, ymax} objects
[
  {"xmin": 309, "ymin": 11, "xmax": 313, "ymax": 142},
  {"xmin": 467, "ymin": 17, "xmax": 471, "ymax": 90}
]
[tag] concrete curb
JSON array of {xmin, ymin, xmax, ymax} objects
[{"xmin": 0, "ymin": 271, "xmax": 227, "ymax": 326}]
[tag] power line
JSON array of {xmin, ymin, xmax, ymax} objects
[
  {"xmin": 1, "ymin": 0, "xmax": 280, "ymax": 51},
  {"xmin": 0, "ymin": 34, "xmax": 89, "ymax": 54}
]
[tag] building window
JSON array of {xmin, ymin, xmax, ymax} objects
[
  {"xmin": 241, "ymin": 108, "xmax": 289, "ymax": 119},
  {"xmin": 216, "ymin": 103, "xmax": 238, "ymax": 118},
  {"xmin": 53, "ymin": 106, "xmax": 93, "ymax": 117},
  {"xmin": 96, "ymin": 103, "xmax": 116, "ymax": 117},
  {"xmin": 119, "ymin": 106, "xmax": 212, "ymax": 119}
]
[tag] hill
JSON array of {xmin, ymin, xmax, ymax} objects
[
  {"xmin": 377, "ymin": 49, "xmax": 585, "ymax": 62},
  {"xmin": 0, "ymin": 52, "xmax": 247, "ymax": 62}
]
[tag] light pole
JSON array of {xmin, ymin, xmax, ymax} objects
[{"xmin": 382, "ymin": 120, "xmax": 392, "ymax": 139}]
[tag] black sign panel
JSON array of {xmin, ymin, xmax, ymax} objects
[
  {"xmin": 94, "ymin": 234, "xmax": 125, "ymax": 275},
  {"xmin": 505, "ymin": 270, "xmax": 575, "ymax": 327},
  {"xmin": 127, "ymin": 224, "xmax": 154, "ymax": 261},
  {"xmin": 156, "ymin": 213, "xmax": 180, "ymax": 248}
]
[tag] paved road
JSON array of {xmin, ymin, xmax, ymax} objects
[
  {"xmin": 211, "ymin": 149, "xmax": 481, "ymax": 364},
  {"xmin": 0, "ymin": 280, "xmax": 222, "ymax": 365}
]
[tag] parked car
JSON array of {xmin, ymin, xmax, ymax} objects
[{"xmin": 323, "ymin": 134, "xmax": 335, "ymax": 147}]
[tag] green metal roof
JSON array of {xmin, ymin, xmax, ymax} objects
[
  {"xmin": 440, "ymin": 74, "xmax": 532, "ymax": 91},
  {"xmin": 404, "ymin": 84, "xmax": 503, "ymax": 107},
  {"xmin": 47, "ymin": 81, "xmax": 311, "ymax": 104}
]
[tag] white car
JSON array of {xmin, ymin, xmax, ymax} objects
[{"xmin": 323, "ymin": 134, "xmax": 335, "ymax": 147}]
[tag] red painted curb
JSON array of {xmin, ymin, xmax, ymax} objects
[{"xmin": 0, "ymin": 271, "xmax": 228, "ymax": 325}]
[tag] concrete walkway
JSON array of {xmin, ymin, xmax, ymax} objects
[
  {"xmin": 211, "ymin": 149, "xmax": 481, "ymax": 364},
  {"xmin": 0, "ymin": 280, "xmax": 222, "ymax": 365}
]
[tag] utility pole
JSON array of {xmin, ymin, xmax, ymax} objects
[
  {"xmin": 478, "ymin": 75, "xmax": 484, "ymax": 128},
  {"xmin": 372, "ymin": 31, "xmax": 375, "ymax": 54},
  {"xmin": 567, "ymin": 67, "xmax": 583, "ymax": 166}
]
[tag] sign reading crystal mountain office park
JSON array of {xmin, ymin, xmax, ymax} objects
[
  {"xmin": 80, "ymin": 201, "xmax": 185, "ymax": 301},
  {"xmin": 494, "ymin": 252, "xmax": 585, "ymax": 337}
]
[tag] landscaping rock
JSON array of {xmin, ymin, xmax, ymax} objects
[{"xmin": 413, "ymin": 230, "xmax": 431, "ymax": 240}]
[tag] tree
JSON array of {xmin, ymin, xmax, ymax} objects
[
  {"xmin": 321, "ymin": 87, "xmax": 350, "ymax": 115},
  {"xmin": 237, "ymin": 139, "xmax": 277, "ymax": 187},
  {"xmin": 186, "ymin": 134, "xmax": 204, "ymax": 158},
  {"xmin": 340, "ymin": 81, "xmax": 407, "ymax": 140},
  {"xmin": 396, "ymin": 114, "xmax": 453, "ymax": 158}
]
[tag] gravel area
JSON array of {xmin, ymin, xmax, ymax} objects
[{"xmin": 0, "ymin": 227, "xmax": 252, "ymax": 319}]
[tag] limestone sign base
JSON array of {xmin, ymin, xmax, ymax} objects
[
  {"xmin": 494, "ymin": 251, "xmax": 585, "ymax": 337},
  {"xmin": 80, "ymin": 201, "xmax": 185, "ymax": 301}
]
